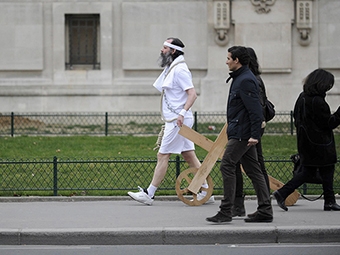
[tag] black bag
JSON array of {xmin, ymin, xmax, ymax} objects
[
  {"xmin": 290, "ymin": 154, "xmax": 323, "ymax": 201},
  {"xmin": 264, "ymin": 99, "xmax": 275, "ymax": 122},
  {"xmin": 291, "ymin": 154, "xmax": 323, "ymax": 184}
]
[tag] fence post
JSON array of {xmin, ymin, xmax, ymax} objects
[
  {"xmin": 11, "ymin": 112, "xmax": 14, "ymax": 137},
  {"xmin": 290, "ymin": 111, "xmax": 294, "ymax": 135},
  {"xmin": 53, "ymin": 156, "xmax": 58, "ymax": 196},
  {"xmin": 302, "ymin": 183, "xmax": 307, "ymax": 195},
  {"xmin": 175, "ymin": 155, "xmax": 181, "ymax": 178},
  {"xmin": 105, "ymin": 112, "xmax": 108, "ymax": 136},
  {"xmin": 194, "ymin": 111, "xmax": 198, "ymax": 131}
]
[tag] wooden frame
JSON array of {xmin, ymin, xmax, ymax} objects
[{"xmin": 176, "ymin": 124, "xmax": 300, "ymax": 206}]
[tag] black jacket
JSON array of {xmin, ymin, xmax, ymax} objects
[
  {"xmin": 294, "ymin": 92, "xmax": 340, "ymax": 166},
  {"xmin": 226, "ymin": 65, "xmax": 262, "ymax": 140}
]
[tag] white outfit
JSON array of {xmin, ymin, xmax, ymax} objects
[{"xmin": 153, "ymin": 55, "xmax": 195, "ymax": 154}]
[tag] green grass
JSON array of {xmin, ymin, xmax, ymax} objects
[
  {"xmin": 1, "ymin": 134, "xmax": 339, "ymax": 161},
  {"xmin": 0, "ymin": 136, "xmax": 158, "ymax": 159},
  {"xmin": 0, "ymin": 134, "xmax": 306, "ymax": 159}
]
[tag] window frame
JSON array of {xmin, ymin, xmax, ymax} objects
[{"xmin": 65, "ymin": 14, "xmax": 101, "ymax": 70}]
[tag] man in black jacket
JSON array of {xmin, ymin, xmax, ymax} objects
[{"xmin": 206, "ymin": 46, "xmax": 273, "ymax": 223}]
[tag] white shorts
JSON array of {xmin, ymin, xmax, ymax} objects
[{"xmin": 159, "ymin": 118, "xmax": 195, "ymax": 154}]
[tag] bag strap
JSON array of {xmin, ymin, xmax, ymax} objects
[
  {"xmin": 160, "ymin": 61, "xmax": 185, "ymax": 123},
  {"xmin": 301, "ymin": 193, "xmax": 323, "ymax": 201}
]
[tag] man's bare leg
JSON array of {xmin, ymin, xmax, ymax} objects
[
  {"xmin": 181, "ymin": 150, "xmax": 201, "ymax": 168},
  {"xmin": 182, "ymin": 150, "xmax": 214, "ymax": 202},
  {"xmin": 127, "ymin": 153, "xmax": 171, "ymax": 205},
  {"xmin": 150, "ymin": 153, "xmax": 171, "ymax": 187}
]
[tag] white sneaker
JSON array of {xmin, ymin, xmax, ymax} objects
[
  {"xmin": 191, "ymin": 193, "xmax": 215, "ymax": 204},
  {"xmin": 128, "ymin": 186, "xmax": 154, "ymax": 205}
]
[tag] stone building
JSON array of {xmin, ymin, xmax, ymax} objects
[{"xmin": 0, "ymin": 0, "xmax": 339, "ymax": 113}]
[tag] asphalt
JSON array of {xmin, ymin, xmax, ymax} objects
[{"xmin": 0, "ymin": 195, "xmax": 339, "ymax": 245}]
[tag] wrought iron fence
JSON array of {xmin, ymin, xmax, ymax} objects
[
  {"xmin": 3, "ymin": 111, "xmax": 337, "ymax": 137},
  {"xmin": 0, "ymin": 156, "xmax": 339, "ymax": 197},
  {"xmin": 0, "ymin": 112, "xmax": 339, "ymax": 197}
]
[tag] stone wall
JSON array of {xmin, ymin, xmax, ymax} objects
[{"xmin": 0, "ymin": 0, "xmax": 338, "ymax": 113}]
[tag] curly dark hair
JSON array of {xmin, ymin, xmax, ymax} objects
[
  {"xmin": 228, "ymin": 46, "xmax": 250, "ymax": 66},
  {"xmin": 303, "ymin": 68, "xmax": 334, "ymax": 96},
  {"xmin": 247, "ymin": 47, "xmax": 261, "ymax": 76}
]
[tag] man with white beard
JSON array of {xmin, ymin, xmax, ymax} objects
[{"xmin": 128, "ymin": 37, "xmax": 214, "ymax": 205}]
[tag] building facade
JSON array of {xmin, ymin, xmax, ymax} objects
[{"xmin": 0, "ymin": 0, "xmax": 339, "ymax": 113}]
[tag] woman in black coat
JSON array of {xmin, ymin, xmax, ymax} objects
[{"xmin": 273, "ymin": 68, "xmax": 340, "ymax": 211}]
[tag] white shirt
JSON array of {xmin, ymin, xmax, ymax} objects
[{"xmin": 153, "ymin": 55, "xmax": 194, "ymax": 121}]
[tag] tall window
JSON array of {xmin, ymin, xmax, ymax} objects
[{"xmin": 65, "ymin": 14, "xmax": 100, "ymax": 70}]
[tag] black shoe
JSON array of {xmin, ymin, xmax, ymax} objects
[
  {"xmin": 206, "ymin": 212, "xmax": 232, "ymax": 223},
  {"xmin": 247, "ymin": 211, "xmax": 257, "ymax": 218},
  {"xmin": 232, "ymin": 210, "xmax": 246, "ymax": 217},
  {"xmin": 244, "ymin": 213, "xmax": 273, "ymax": 223},
  {"xmin": 232, "ymin": 205, "xmax": 246, "ymax": 217},
  {"xmin": 273, "ymin": 190, "xmax": 288, "ymax": 211},
  {"xmin": 324, "ymin": 202, "xmax": 340, "ymax": 211}
]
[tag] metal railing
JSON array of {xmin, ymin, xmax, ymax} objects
[
  {"xmin": 0, "ymin": 156, "xmax": 339, "ymax": 197},
  {"xmin": 2, "ymin": 111, "xmax": 338, "ymax": 136}
]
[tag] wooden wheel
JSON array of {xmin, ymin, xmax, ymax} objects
[{"xmin": 175, "ymin": 167, "xmax": 214, "ymax": 206}]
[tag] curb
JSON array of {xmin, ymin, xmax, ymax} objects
[
  {"xmin": 1, "ymin": 226, "xmax": 340, "ymax": 245},
  {"xmin": 1, "ymin": 195, "xmax": 338, "ymax": 246}
]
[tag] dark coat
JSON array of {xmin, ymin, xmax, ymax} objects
[
  {"xmin": 257, "ymin": 76, "xmax": 267, "ymax": 122},
  {"xmin": 293, "ymin": 92, "xmax": 340, "ymax": 167},
  {"xmin": 226, "ymin": 65, "xmax": 262, "ymax": 140}
]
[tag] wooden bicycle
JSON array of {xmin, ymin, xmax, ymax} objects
[{"xmin": 175, "ymin": 123, "xmax": 300, "ymax": 206}]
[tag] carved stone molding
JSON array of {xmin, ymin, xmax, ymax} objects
[
  {"xmin": 250, "ymin": 0, "xmax": 276, "ymax": 14},
  {"xmin": 296, "ymin": 0, "xmax": 313, "ymax": 46},
  {"xmin": 213, "ymin": 1, "xmax": 230, "ymax": 46}
]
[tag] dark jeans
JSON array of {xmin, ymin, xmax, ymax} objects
[
  {"xmin": 235, "ymin": 128, "xmax": 270, "ymax": 197},
  {"xmin": 278, "ymin": 164, "xmax": 336, "ymax": 204},
  {"xmin": 219, "ymin": 139, "xmax": 273, "ymax": 217}
]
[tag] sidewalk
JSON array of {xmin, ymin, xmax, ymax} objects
[{"xmin": 0, "ymin": 196, "xmax": 339, "ymax": 245}]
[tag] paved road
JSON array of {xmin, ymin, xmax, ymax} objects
[
  {"xmin": 1, "ymin": 244, "xmax": 340, "ymax": 255},
  {"xmin": 0, "ymin": 196, "xmax": 339, "ymax": 245}
]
